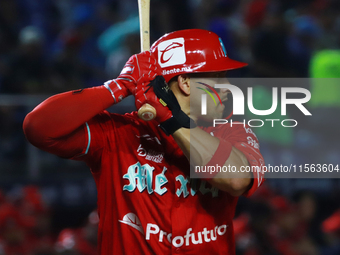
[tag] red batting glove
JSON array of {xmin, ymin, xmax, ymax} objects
[
  {"xmin": 117, "ymin": 51, "xmax": 161, "ymax": 95},
  {"xmin": 103, "ymin": 51, "xmax": 162, "ymax": 103},
  {"xmin": 135, "ymin": 76, "xmax": 196, "ymax": 135}
]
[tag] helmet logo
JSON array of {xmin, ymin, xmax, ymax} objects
[
  {"xmin": 160, "ymin": 42, "xmax": 182, "ymax": 64},
  {"xmin": 158, "ymin": 38, "xmax": 186, "ymax": 68}
]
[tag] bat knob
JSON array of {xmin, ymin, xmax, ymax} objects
[{"xmin": 138, "ymin": 103, "xmax": 156, "ymax": 121}]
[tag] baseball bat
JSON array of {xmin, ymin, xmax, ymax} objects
[{"xmin": 137, "ymin": 0, "xmax": 157, "ymax": 121}]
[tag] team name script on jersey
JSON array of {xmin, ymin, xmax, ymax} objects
[{"xmin": 122, "ymin": 162, "xmax": 219, "ymax": 197}]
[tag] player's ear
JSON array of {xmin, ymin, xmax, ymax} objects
[{"xmin": 177, "ymin": 74, "xmax": 190, "ymax": 96}]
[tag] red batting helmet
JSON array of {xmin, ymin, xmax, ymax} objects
[{"xmin": 151, "ymin": 29, "xmax": 247, "ymax": 82}]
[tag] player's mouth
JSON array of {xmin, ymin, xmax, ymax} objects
[{"xmin": 220, "ymin": 93, "xmax": 229, "ymax": 103}]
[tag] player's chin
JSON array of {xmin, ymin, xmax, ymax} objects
[{"xmin": 216, "ymin": 104, "xmax": 225, "ymax": 114}]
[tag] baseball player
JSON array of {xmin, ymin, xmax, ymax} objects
[{"xmin": 23, "ymin": 29, "xmax": 265, "ymax": 254}]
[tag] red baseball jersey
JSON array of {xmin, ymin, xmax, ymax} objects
[{"xmin": 76, "ymin": 111, "xmax": 264, "ymax": 255}]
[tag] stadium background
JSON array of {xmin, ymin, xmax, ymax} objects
[{"xmin": 0, "ymin": 0, "xmax": 340, "ymax": 254}]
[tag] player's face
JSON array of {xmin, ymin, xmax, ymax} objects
[{"xmin": 189, "ymin": 72, "xmax": 230, "ymax": 122}]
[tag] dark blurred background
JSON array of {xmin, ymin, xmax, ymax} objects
[{"xmin": 0, "ymin": 0, "xmax": 340, "ymax": 254}]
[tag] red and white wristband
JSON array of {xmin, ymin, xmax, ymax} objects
[{"xmin": 103, "ymin": 79, "xmax": 129, "ymax": 104}]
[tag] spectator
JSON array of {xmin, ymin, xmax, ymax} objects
[{"xmin": 1, "ymin": 26, "xmax": 51, "ymax": 94}]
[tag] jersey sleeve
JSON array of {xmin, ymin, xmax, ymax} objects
[
  {"xmin": 214, "ymin": 124, "xmax": 265, "ymax": 197},
  {"xmin": 73, "ymin": 111, "xmax": 115, "ymax": 171}
]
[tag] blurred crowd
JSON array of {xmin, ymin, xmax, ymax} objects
[
  {"xmin": 1, "ymin": 184, "xmax": 340, "ymax": 255},
  {"xmin": 0, "ymin": 0, "xmax": 340, "ymax": 254},
  {"xmin": 234, "ymin": 183, "xmax": 340, "ymax": 255},
  {"xmin": 0, "ymin": 186, "xmax": 98, "ymax": 255},
  {"xmin": 0, "ymin": 0, "xmax": 339, "ymax": 94}
]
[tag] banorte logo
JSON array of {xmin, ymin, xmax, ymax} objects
[{"xmin": 158, "ymin": 38, "xmax": 186, "ymax": 68}]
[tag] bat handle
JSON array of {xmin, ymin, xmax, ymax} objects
[{"xmin": 138, "ymin": 103, "xmax": 156, "ymax": 121}]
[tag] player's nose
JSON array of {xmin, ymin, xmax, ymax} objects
[
  {"xmin": 219, "ymin": 88, "xmax": 230, "ymax": 102},
  {"xmin": 218, "ymin": 77, "xmax": 230, "ymax": 94},
  {"xmin": 219, "ymin": 88, "xmax": 230, "ymax": 94}
]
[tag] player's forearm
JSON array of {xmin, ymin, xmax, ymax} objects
[
  {"xmin": 210, "ymin": 147, "xmax": 252, "ymax": 196},
  {"xmin": 23, "ymin": 86, "xmax": 115, "ymax": 140},
  {"xmin": 172, "ymin": 127, "xmax": 251, "ymax": 196},
  {"xmin": 172, "ymin": 127, "xmax": 219, "ymax": 165}
]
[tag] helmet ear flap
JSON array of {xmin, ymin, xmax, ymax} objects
[{"xmin": 151, "ymin": 29, "xmax": 248, "ymax": 82}]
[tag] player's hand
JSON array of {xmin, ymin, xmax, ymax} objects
[
  {"xmin": 103, "ymin": 51, "xmax": 161, "ymax": 104},
  {"xmin": 135, "ymin": 76, "xmax": 197, "ymax": 135},
  {"xmin": 135, "ymin": 77, "xmax": 172, "ymax": 124},
  {"xmin": 117, "ymin": 51, "xmax": 162, "ymax": 95}
]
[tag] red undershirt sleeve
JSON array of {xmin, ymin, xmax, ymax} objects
[{"xmin": 23, "ymin": 86, "xmax": 117, "ymax": 159}]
